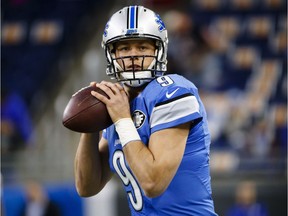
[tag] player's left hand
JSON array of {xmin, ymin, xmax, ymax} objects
[{"xmin": 91, "ymin": 81, "xmax": 131, "ymax": 123}]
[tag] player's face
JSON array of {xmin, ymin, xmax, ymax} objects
[{"xmin": 114, "ymin": 39, "xmax": 156, "ymax": 71}]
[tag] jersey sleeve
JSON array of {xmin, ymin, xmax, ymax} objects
[{"xmin": 150, "ymin": 86, "xmax": 202, "ymax": 133}]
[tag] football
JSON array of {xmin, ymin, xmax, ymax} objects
[{"xmin": 62, "ymin": 85, "xmax": 113, "ymax": 133}]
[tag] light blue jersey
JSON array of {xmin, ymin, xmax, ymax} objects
[{"xmin": 103, "ymin": 74, "xmax": 217, "ymax": 215}]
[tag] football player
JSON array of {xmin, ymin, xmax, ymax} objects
[{"xmin": 74, "ymin": 5, "xmax": 218, "ymax": 215}]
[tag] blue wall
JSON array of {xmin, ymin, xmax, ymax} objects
[{"xmin": 2, "ymin": 183, "xmax": 83, "ymax": 216}]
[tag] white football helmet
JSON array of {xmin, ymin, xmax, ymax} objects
[{"xmin": 102, "ymin": 6, "xmax": 168, "ymax": 87}]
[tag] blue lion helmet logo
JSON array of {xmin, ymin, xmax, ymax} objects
[{"xmin": 155, "ymin": 14, "xmax": 166, "ymax": 32}]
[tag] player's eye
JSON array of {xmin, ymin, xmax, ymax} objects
[
  {"xmin": 139, "ymin": 46, "xmax": 147, "ymax": 51},
  {"xmin": 118, "ymin": 46, "xmax": 129, "ymax": 51},
  {"xmin": 138, "ymin": 43, "xmax": 155, "ymax": 52}
]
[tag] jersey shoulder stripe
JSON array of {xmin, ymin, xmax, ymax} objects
[
  {"xmin": 155, "ymin": 93, "xmax": 193, "ymax": 107},
  {"xmin": 136, "ymin": 74, "xmax": 204, "ymax": 132},
  {"xmin": 150, "ymin": 93, "xmax": 201, "ymax": 129}
]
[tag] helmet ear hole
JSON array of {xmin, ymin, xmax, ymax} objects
[{"xmin": 109, "ymin": 44, "xmax": 116, "ymax": 54}]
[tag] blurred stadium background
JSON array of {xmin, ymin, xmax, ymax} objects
[{"xmin": 1, "ymin": 0, "xmax": 287, "ymax": 215}]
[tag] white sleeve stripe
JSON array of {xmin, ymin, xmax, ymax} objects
[{"xmin": 150, "ymin": 95, "xmax": 200, "ymax": 128}]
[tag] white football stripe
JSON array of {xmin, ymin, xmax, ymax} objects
[{"xmin": 150, "ymin": 95, "xmax": 200, "ymax": 128}]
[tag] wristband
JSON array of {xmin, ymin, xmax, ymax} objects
[{"xmin": 115, "ymin": 118, "xmax": 141, "ymax": 148}]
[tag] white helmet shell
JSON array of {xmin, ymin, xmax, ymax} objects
[{"xmin": 102, "ymin": 6, "xmax": 168, "ymax": 87}]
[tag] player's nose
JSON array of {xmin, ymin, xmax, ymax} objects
[{"xmin": 129, "ymin": 47, "xmax": 141, "ymax": 57}]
